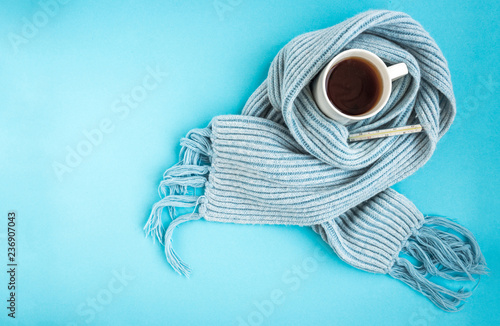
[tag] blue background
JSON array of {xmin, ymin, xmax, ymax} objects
[{"xmin": 1, "ymin": 0, "xmax": 499, "ymax": 325}]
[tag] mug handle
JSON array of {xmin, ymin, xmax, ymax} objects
[{"xmin": 387, "ymin": 63, "xmax": 408, "ymax": 81}]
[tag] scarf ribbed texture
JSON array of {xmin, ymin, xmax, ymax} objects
[{"xmin": 144, "ymin": 10, "xmax": 487, "ymax": 311}]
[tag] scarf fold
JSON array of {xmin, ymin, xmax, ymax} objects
[{"xmin": 144, "ymin": 10, "xmax": 487, "ymax": 311}]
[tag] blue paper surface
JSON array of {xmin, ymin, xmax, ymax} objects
[{"xmin": 0, "ymin": 0, "xmax": 498, "ymax": 325}]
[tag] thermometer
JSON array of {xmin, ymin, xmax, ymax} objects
[{"xmin": 348, "ymin": 124, "xmax": 423, "ymax": 142}]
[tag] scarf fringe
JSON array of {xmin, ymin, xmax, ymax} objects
[
  {"xmin": 144, "ymin": 195, "xmax": 202, "ymax": 244},
  {"xmin": 144, "ymin": 127, "xmax": 212, "ymax": 274},
  {"xmin": 164, "ymin": 212, "xmax": 203, "ymax": 277},
  {"xmin": 389, "ymin": 216, "xmax": 487, "ymax": 312}
]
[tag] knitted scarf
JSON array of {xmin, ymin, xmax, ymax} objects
[{"xmin": 144, "ymin": 10, "xmax": 487, "ymax": 311}]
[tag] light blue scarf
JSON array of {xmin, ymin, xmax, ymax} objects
[{"xmin": 144, "ymin": 10, "xmax": 486, "ymax": 311}]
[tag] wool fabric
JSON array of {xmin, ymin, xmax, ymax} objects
[{"xmin": 144, "ymin": 10, "xmax": 487, "ymax": 311}]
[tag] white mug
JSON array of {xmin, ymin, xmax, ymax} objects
[{"xmin": 311, "ymin": 49, "xmax": 408, "ymax": 125}]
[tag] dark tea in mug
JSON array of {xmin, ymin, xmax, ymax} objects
[{"xmin": 326, "ymin": 57, "xmax": 382, "ymax": 116}]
